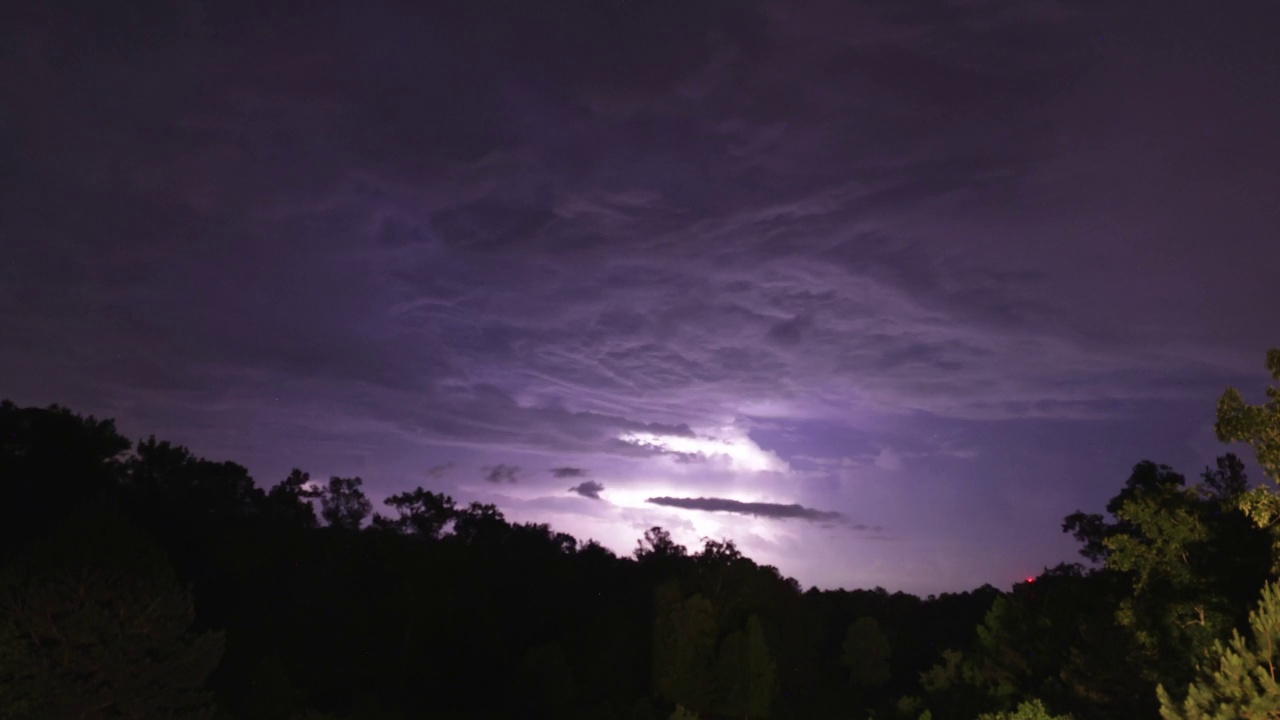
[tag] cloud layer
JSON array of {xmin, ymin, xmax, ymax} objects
[{"xmin": 2, "ymin": 0, "xmax": 1278, "ymax": 594}]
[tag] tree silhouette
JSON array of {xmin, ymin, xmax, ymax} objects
[
  {"xmin": 636, "ymin": 526, "xmax": 688, "ymax": 560},
  {"xmin": 652, "ymin": 583, "xmax": 716, "ymax": 713},
  {"xmin": 711, "ymin": 613, "xmax": 776, "ymax": 718},
  {"xmin": 0, "ymin": 401, "xmax": 130, "ymax": 553},
  {"xmin": 669, "ymin": 704, "xmax": 700, "ymax": 720},
  {"xmin": 451, "ymin": 501, "xmax": 508, "ymax": 545},
  {"xmin": 1199, "ymin": 453, "xmax": 1249, "ymax": 501},
  {"xmin": 380, "ymin": 487, "xmax": 456, "ymax": 539},
  {"xmin": 843, "ymin": 615, "xmax": 892, "ymax": 689},
  {"xmin": 263, "ymin": 469, "xmax": 321, "ymax": 528},
  {"xmin": 318, "ymin": 476, "xmax": 371, "ymax": 530},
  {"xmin": 517, "ymin": 642, "xmax": 578, "ymax": 718},
  {"xmin": 978, "ymin": 698, "xmax": 1074, "ymax": 720},
  {"xmin": 0, "ymin": 507, "xmax": 224, "ymax": 719}
]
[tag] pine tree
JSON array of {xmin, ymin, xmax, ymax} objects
[
  {"xmin": 843, "ymin": 616, "xmax": 892, "ymax": 688},
  {"xmin": 711, "ymin": 614, "xmax": 776, "ymax": 718},
  {"xmin": 0, "ymin": 507, "xmax": 224, "ymax": 720},
  {"xmin": 652, "ymin": 584, "xmax": 717, "ymax": 713},
  {"xmin": 977, "ymin": 698, "xmax": 1073, "ymax": 720},
  {"xmin": 1158, "ymin": 580, "xmax": 1280, "ymax": 719},
  {"xmin": 669, "ymin": 705, "xmax": 700, "ymax": 720}
]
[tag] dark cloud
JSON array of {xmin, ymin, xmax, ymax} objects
[
  {"xmin": 427, "ymin": 462, "xmax": 454, "ymax": 479},
  {"xmin": 645, "ymin": 496, "xmax": 851, "ymax": 525},
  {"xmin": 483, "ymin": 464, "xmax": 520, "ymax": 484},
  {"xmin": 6, "ymin": 0, "xmax": 1267, "ymax": 442},
  {"xmin": 568, "ymin": 480, "xmax": 605, "ymax": 499},
  {"xmin": 765, "ymin": 314, "xmax": 813, "ymax": 347},
  {"xmin": 551, "ymin": 466, "xmax": 587, "ymax": 478}
]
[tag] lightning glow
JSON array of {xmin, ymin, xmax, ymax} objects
[{"xmin": 617, "ymin": 427, "xmax": 788, "ymax": 473}]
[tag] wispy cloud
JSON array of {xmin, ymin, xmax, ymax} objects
[
  {"xmin": 873, "ymin": 447, "xmax": 904, "ymax": 472},
  {"xmin": 4, "ymin": 0, "xmax": 1277, "ymax": 595}
]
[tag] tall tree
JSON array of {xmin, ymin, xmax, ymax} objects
[
  {"xmin": 1200, "ymin": 454, "xmax": 1250, "ymax": 501},
  {"xmin": 516, "ymin": 642, "xmax": 577, "ymax": 718},
  {"xmin": 1217, "ymin": 349, "xmax": 1280, "ymax": 574},
  {"xmin": 318, "ymin": 476, "xmax": 372, "ymax": 530},
  {"xmin": 0, "ymin": 402, "xmax": 130, "ymax": 553},
  {"xmin": 669, "ymin": 705, "xmax": 700, "ymax": 720},
  {"xmin": 1160, "ymin": 349, "xmax": 1280, "ymax": 717},
  {"xmin": 263, "ymin": 469, "xmax": 321, "ymax": 528},
  {"xmin": 635, "ymin": 527, "xmax": 688, "ymax": 560},
  {"xmin": 652, "ymin": 583, "xmax": 717, "ymax": 713},
  {"xmin": 1061, "ymin": 459, "xmax": 1272, "ymax": 692},
  {"xmin": 380, "ymin": 487, "xmax": 456, "ymax": 539},
  {"xmin": 1216, "ymin": 347, "xmax": 1280, "ymax": 480},
  {"xmin": 978, "ymin": 699, "xmax": 1074, "ymax": 720},
  {"xmin": 843, "ymin": 616, "xmax": 892, "ymax": 689},
  {"xmin": 1062, "ymin": 460, "xmax": 1189, "ymax": 566},
  {"xmin": 450, "ymin": 502, "xmax": 509, "ymax": 545},
  {"xmin": 712, "ymin": 614, "xmax": 776, "ymax": 718},
  {"xmin": 126, "ymin": 438, "xmax": 264, "ymax": 531}
]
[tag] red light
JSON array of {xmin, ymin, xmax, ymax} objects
[{"xmin": 1025, "ymin": 576, "xmax": 1036, "ymax": 583}]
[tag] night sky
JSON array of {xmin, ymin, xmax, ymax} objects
[{"xmin": 3, "ymin": 1, "xmax": 1279, "ymax": 595}]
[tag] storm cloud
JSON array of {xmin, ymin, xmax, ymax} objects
[
  {"xmin": 2, "ymin": 0, "xmax": 1278, "ymax": 594},
  {"xmin": 645, "ymin": 496, "xmax": 848, "ymax": 524}
]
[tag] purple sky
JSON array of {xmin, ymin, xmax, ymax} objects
[{"xmin": 3, "ymin": 1, "xmax": 1279, "ymax": 595}]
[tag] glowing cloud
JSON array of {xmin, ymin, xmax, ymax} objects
[{"xmin": 617, "ymin": 426, "xmax": 788, "ymax": 473}]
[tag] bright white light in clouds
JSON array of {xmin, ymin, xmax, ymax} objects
[{"xmin": 617, "ymin": 426, "xmax": 788, "ymax": 473}]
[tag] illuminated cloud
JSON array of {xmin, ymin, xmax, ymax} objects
[
  {"xmin": 618, "ymin": 428, "xmax": 788, "ymax": 473},
  {"xmin": 551, "ymin": 466, "xmax": 587, "ymax": 478}
]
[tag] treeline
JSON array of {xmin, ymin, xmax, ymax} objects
[{"xmin": 1, "ymin": 348, "xmax": 1278, "ymax": 720}]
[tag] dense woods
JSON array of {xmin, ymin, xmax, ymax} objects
[{"xmin": 2, "ymin": 348, "xmax": 1278, "ymax": 720}]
